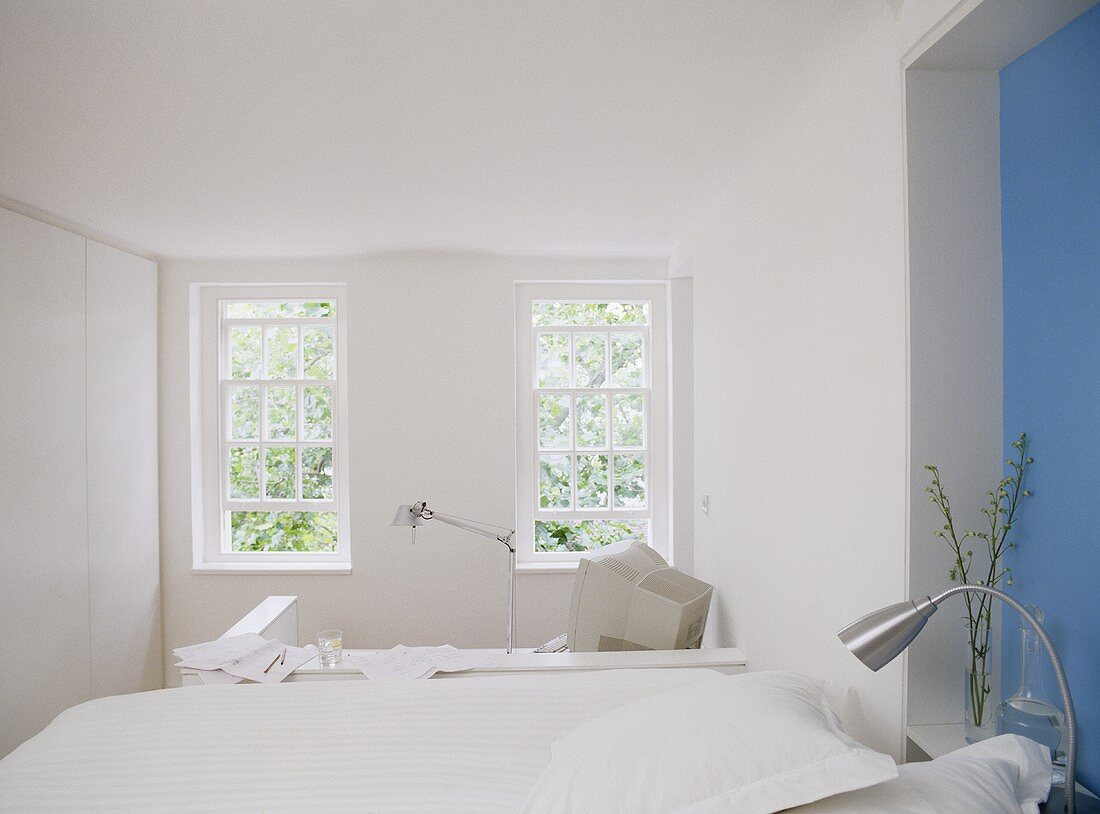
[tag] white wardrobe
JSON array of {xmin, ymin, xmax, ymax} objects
[{"xmin": 0, "ymin": 207, "xmax": 160, "ymax": 757}]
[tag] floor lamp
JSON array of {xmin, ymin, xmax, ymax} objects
[{"xmin": 392, "ymin": 501, "xmax": 516, "ymax": 653}]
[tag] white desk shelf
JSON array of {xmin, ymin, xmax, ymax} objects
[{"xmin": 178, "ymin": 595, "xmax": 747, "ymax": 686}]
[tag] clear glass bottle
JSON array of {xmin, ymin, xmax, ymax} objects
[{"xmin": 996, "ymin": 605, "xmax": 1065, "ymax": 767}]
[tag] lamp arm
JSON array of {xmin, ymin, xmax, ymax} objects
[
  {"xmin": 428, "ymin": 512, "xmax": 516, "ymax": 551},
  {"xmin": 930, "ymin": 584, "xmax": 1076, "ymax": 814}
]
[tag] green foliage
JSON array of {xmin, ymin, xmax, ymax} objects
[
  {"xmin": 573, "ymin": 333, "xmax": 607, "ymax": 387},
  {"xmin": 231, "ymin": 327, "xmax": 261, "ymax": 379},
  {"xmin": 614, "ymin": 454, "xmax": 646, "ymax": 508},
  {"xmin": 533, "ymin": 301, "xmax": 649, "ymax": 326},
  {"xmin": 229, "ymin": 446, "xmax": 260, "ymax": 499},
  {"xmin": 924, "ymin": 432, "xmax": 1033, "ymax": 728},
  {"xmin": 539, "ymin": 455, "xmax": 572, "ymax": 508},
  {"xmin": 265, "ymin": 326, "xmax": 298, "ymax": 379},
  {"xmin": 535, "ymin": 520, "xmax": 648, "ymax": 552},
  {"xmin": 267, "ymin": 386, "xmax": 296, "ymax": 439},
  {"xmin": 610, "ymin": 333, "xmax": 644, "ymax": 386},
  {"xmin": 231, "ymin": 511, "xmax": 338, "ymax": 552},
  {"xmin": 231, "ymin": 387, "xmax": 260, "ymax": 440},
  {"xmin": 537, "ymin": 333, "xmax": 570, "ymax": 387},
  {"xmin": 264, "ymin": 447, "xmax": 296, "ymax": 499},
  {"xmin": 612, "ymin": 394, "xmax": 644, "ymax": 447},
  {"xmin": 575, "ymin": 395, "xmax": 607, "ymax": 448},
  {"xmin": 577, "ymin": 454, "xmax": 609, "ymax": 508},
  {"xmin": 538, "ymin": 395, "xmax": 571, "ymax": 449},
  {"xmin": 301, "ymin": 447, "xmax": 333, "ymax": 500},
  {"xmin": 303, "ymin": 386, "xmax": 333, "ymax": 440},
  {"xmin": 303, "ymin": 327, "xmax": 334, "ymax": 379},
  {"xmin": 226, "ymin": 301, "xmax": 335, "ymax": 319}
]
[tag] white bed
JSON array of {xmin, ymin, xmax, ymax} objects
[
  {"xmin": 0, "ymin": 668, "xmax": 715, "ymax": 812},
  {"xmin": 0, "ymin": 667, "xmax": 1051, "ymax": 813}
]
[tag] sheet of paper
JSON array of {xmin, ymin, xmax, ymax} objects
[
  {"xmin": 173, "ymin": 633, "xmax": 271, "ymax": 671},
  {"xmin": 195, "ymin": 668, "xmax": 245, "ymax": 685},
  {"xmin": 347, "ymin": 645, "xmax": 485, "ymax": 680},
  {"xmin": 221, "ymin": 642, "xmax": 318, "ymax": 683}
]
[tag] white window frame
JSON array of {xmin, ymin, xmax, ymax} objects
[
  {"xmin": 193, "ymin": 285, "xmax": 351, "ymax": 573},
  {"xmin": 515, "ymin": 283, "xmax": 670, "ymax": 568}
]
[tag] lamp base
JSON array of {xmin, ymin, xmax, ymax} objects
[{"xmin": 1040, "ymin": 785, "xmax": 1100, "ymax": 813}]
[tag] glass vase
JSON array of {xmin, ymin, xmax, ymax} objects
[
  {"xmin": 996, "ymin": 606, "xmax": 1065, "ymax": 766},
  {"xmin": 965, "ymin": 668, "xmax": 996, "ymax": 742}
]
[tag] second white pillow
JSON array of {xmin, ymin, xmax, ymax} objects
[{"xmin": 521, "ymin": 670, "xmax": 897, "ymax": 814}]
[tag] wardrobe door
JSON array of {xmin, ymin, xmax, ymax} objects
[
  {"xmin": 0, "ymin": 208, "xmax": 90, "ymax": 758},
  {"xmin": 86, "ymin": 240, "xmax": 160, "ymax": 698}
]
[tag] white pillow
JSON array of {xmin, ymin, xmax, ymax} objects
[
  {"xmin": 521, "ymin": 671, "xmax": 897, "ymax": 814},
  {"xmin": 790, "ymin": 734, "xmax": 1052, "ymax": 813}
]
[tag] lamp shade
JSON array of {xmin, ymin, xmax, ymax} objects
[
  {"xmin": 391, "ymin": 504, "xmax": 426, "ymax": 527},
  {"xmin": 836, "ymin": 598, "xmax": 938, "ymax": 672}
]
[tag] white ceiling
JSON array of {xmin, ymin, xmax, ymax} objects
[{"xmin": 0, "ymin": 1, "xmax": 831, "ymax": 258}]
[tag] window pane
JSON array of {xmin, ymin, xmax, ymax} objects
[
  {"xmin": 264, "ymin": 447, "xmax": 297, "ymax": 499},
  {"xmin": 303, "ymin": 327, "xmax": 334, "ymax": 379},
  {"xmin": 532, "ymin": 302, "xmax": 649, "ymax": 326},
  {"xmin": 610, "ymin": 333, "xmax": 644, "ymax": 387},
  {"xmin": 230, "ymin": 327, "xmax": 261, "ymax": 379},
  {"xmin": 539, "ymin": 454, "xmax": 572, "ymax": 509},
  {"xmin": 537, "ymin": 395, "xmax": 571, "ymax": 449},
  {"xmin": 303, "ymin": 386, "xmax": 332, "ymax": 441},
  {"xmin": 228, "ymin": 446, "xmax": 260, "ymax": 499},
  {"xmin": 575, "ymin": 394, "xmax": 608, "ymax": 449},
  {"xmin": 536, "ymin": 333, "xmax": 570, "ymax": 388},
  {"xmin": 301, "ymin": 447, "xmax": 333, "ymax": 500},
  {"xmin": 576, "ymin": 454, "xmax": 609, "ymax": 509},
  {"xmin": 266, "ymin": 386, "xmax": 297, "ymax": 441},
  {"xmin": 264, "ymin": 326, "xmax": 298, "ymax": 379},
  {"xmin": 612, "ymin": 394, "xmax": 645, "ymax": 448},
  {"xmin": 573, "ymin": 333, "xmax": 606, "ymax": 387},
  {"xmin": 614, "ymin": 453, "xmax": 647, "ymax": 508},
  {"xmin": 230, "ymin": 511, "xmax": 337, "ymax": 552},
  {"xmin": 534, "ymin": 519, "xmax": 648, "ymax": 552},
  {"xmin": 226, "ymin": 301, "xmax": 335, "ymax": 319},
  {"xmin": 230, "ymin": 386, "xmax": 260, "ymax": 440}
]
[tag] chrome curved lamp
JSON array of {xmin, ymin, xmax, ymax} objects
[
  {"xmin": 393, "ymin": 501, "xmax": 516, "ymax": 653},
  {"xmin": 838, "ymin": 585, "xmax": 1079, "ymax": 813}
]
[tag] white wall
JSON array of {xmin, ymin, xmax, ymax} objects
[
  {"xmin": 670, "ymin": 2, "xmax": 935, "ymax": 757},
  {"xmin": 158, "ymin": 253, "xmax": 678, "ymax": 684},
  {"xmin": 905, "ymin": 69, "xmax": 1003, "ymax": 728},
  {"xmin": 0, "ymin": 207, "xmax": 159, "ymax": 758}
]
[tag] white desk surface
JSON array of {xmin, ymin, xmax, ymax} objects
[{"xmin": 180, "ymin": 646, "xmax": 747, "ymax": 684}]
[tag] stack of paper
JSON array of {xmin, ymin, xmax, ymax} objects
[
  {"xmin": 347, "ymin": 645, "xmax": 484, "ymax": 680},
  {"xmin": 174, "ymin": 633, "xmax": 318, "ymax": 684}
]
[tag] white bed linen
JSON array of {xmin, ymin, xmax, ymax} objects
[{"xmin": 0, "ymin": 668, "xmax": 717, "ymax": 813}]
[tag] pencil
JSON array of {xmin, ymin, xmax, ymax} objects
[
  {"xmin": 263, "ymin": 652, "xmax": 281, "ymax": 673},
  {"xmin": 279, "ymin": 648, "xmax": 286, "ymax": 665}
]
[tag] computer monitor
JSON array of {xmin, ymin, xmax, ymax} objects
[{"xmin": 566, "ymin": 541, "xmax": 713, "ymax": 652}]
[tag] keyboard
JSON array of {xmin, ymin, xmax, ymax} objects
[{"xmin": 533, "ymin": 633, "xmax": 569, "ymax": 653}]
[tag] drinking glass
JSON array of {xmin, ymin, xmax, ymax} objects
[{"xmin": 317, "ymin": 629, "xmax": 343, "ymax": 667}]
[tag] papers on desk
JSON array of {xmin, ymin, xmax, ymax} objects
[
  {"xmin": 347, "ymin": 645, "xmax": 484, "ymax": 680},
  {"xmin": 174, "ymin": 633, "xmax": 318, "ymax": 684}
]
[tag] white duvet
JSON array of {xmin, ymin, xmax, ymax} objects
[{"xmin": 0, "ymin": 668, "xmax": 716, "ymax": 813}]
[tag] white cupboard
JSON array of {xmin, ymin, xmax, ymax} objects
[{"xmin": 0, "ymin": 208, "xmax": 160, "ymax": 757}]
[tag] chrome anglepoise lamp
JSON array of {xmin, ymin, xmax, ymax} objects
[
  {"xmin": 838, "ymin": 585, "xmax": 1080, "ymax": 814},
  {"xmin": 392, "ymin": 501, "xmax": 516, "ymax": 654}
]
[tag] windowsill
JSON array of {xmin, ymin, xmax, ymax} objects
[
  {"xmin": 192, "ymin": 562, "xmax": 352, "ymax": 575},
  {"xmin": 516, "ymin": 561, "xmax": 580, "ymax": 574}
]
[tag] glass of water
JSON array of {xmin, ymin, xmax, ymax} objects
[{"xmin": 317, "ymin": 629, "xmax": 343, "ymax": 667}]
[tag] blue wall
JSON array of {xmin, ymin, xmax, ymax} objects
[{"xmin": 1001, "ymin": 3, "xmax": 1100, "ymax": 790}]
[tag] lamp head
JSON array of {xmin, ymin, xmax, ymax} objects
[
  {"xmin": 837, "ymin": 598, "xmax": 938, "ymax": 671},
  {"xmin": 391, "ymin": 504, "xmax": 427, "ymax": 527}
]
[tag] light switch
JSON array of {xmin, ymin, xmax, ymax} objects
[{"xmin": 700, "ymin": 494, "xmax": 710, "ymax": 515}]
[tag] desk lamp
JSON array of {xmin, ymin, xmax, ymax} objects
[
  {"xmin": 838, "ymin": 585, "xmax": 1086, "ymax": 813},
  {"xmin": 392, "ymin": 501, "xmax": 516, "ymax": 653}
]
